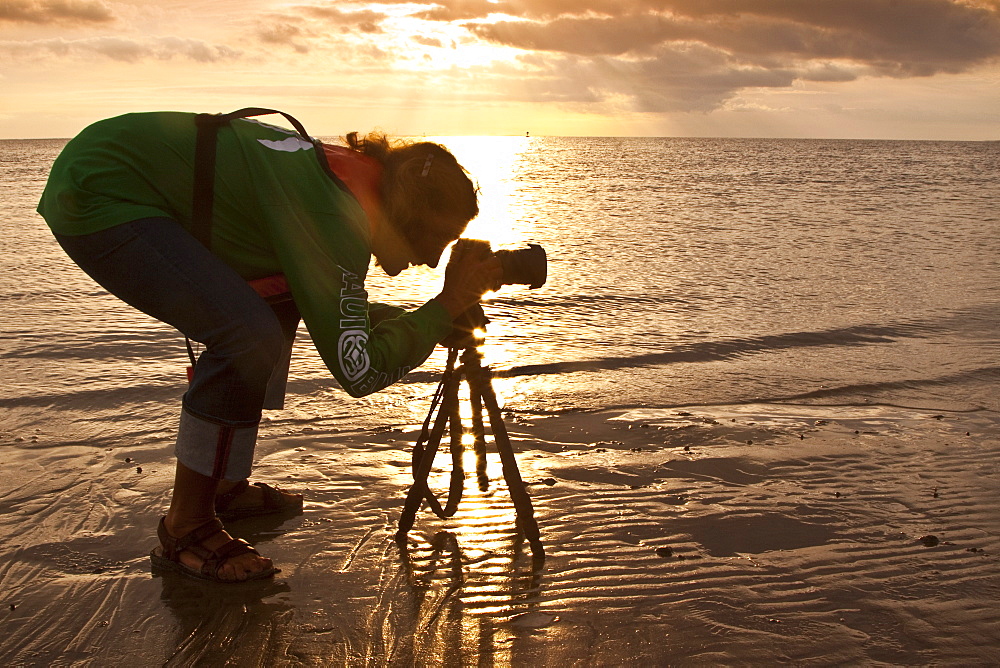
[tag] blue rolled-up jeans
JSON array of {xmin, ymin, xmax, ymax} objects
[{"xmin": 54, "ymin": 216, "xmax": 295, "ymax": 480}]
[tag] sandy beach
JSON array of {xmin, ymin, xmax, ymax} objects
[{"xmin": 2, "ymin": 402, "xmax": 998, "ymax": 665}]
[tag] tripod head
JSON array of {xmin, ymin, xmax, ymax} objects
[{"xmin": 440, "ymin": 303, "xmax": 489, "ymax": 350}]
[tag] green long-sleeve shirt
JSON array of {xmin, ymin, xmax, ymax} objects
[{"xmin": 38, "ymin": 111, "xmax": 450, "ymax": 397}]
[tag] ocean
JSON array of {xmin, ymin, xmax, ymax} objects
[{"xmin": 2, "ymin": 136, "xmax": 998, "ymax": 444}]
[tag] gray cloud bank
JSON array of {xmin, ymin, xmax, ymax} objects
[{"xmin": 401, "ymin": 0, "xmax": 1000, "ymax": 111}]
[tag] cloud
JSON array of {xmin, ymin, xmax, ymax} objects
[
  {"xmin": 258, "ymin": 21, "xmax": 312, "ymax": 53},
  {"xmin": 449, "ymin": 0, "xmax": 1000, "ymax": 112},
  {"xmin": 467, "ymin": 1, "xmax": 1000, "ymax": 71},
  {"xmin": 469, "ymin": 14, "xmax": 681, "ymax": 56},
  {"xmin": 508, "ymin": 43, "xmax": 797, "ymax": 112},
  {"xmin": 298, "ymin": 6, "xmax": 386, "ymax": 33},
  {"xmin": 0, "ymin": 0, "xmax": 114, "ymax": 23},
  {"xmin": 409, "ymin": 0, "xmax": 626, "ymax": 22},
  {"xmin": 251, "ymin": 4, "xmax": 390, "ymax": 55},
  {"xmin": 0, "ymin": 36, "xmax": 241, "ymax": 62},
  {"xmin": 664, "ymin": 0, "xmax": 1000, "ymax": 74},
  {"xmin": 412, "ymin": 35, "xmax": 446, "ymax": 48}
]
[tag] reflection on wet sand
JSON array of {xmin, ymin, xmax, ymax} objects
[
  {"xmin": 395, "ymin": 522, "xmax": 547, "ymax": 663},
  {"xmin": 4, "ymin": 404, "xmax": 1000, "ymax": 664},
  {"xmin": 157, "ymin": 574, "xmax": 293, "ymax": 666}
]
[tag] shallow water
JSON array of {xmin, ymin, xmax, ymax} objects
[
  {"xmin": 3, "ymin": 136, "xmax": 998, "ymax": 442},
  {"xmin": 2, "ymin": 134, "xmax": 999, "ymax": 664}
]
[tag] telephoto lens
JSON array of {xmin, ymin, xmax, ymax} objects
[{"xmin": 495, "ymin": 244, "xmax": 547, "ymax": 289}]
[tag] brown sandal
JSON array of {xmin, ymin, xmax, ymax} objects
[
  {"xmin": 215, "ymin": 480, "xmax": 303, "ymax": 521},
  {"xmin": 149, "ymin": 517, "xmax": 279, "ymax": 583}
]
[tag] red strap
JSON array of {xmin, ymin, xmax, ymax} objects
[{"xmin": 248, "ymin": 274, "xmax": 291, "ymax": 302}]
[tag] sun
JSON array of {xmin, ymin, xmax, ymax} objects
[{"xmin": 350, "ymin": 3, "xmax": 527, "ymax": 71}]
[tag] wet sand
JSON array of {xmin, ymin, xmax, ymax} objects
[{"xmin": 2, "ymin": 403, "xmax": 999, "ymax": 665}]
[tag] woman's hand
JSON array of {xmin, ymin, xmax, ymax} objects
[{"xmin": 434, "ymin": 239, "xmax": 503, "ymax": 318}]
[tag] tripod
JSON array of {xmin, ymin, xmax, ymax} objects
[{"xmin": 395, "ymin": 305, "xmax": 545, "ymax": 562}]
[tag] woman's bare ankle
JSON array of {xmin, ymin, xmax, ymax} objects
[{"xmin": 163, "ymin": 510, "xmax": 216, "ymax": 539}]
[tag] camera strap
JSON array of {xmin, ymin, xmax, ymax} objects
[
  {"xmin": 191, "ymin": 107, "xmax": 352, "ymax": 250},
  {"xmin": 186, "ymin": 108, "xmax": 342, "ymax": 375}
]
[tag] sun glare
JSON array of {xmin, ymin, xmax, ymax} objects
[
  {"xmin": 431, "ymin": 135, "xmax": 535, "ymax": 247},
  {"xmin": 371, "ymin": 7, "xmax": 524, "ymax": 71}
]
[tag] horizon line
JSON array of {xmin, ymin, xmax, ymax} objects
[{"xmin": 2, "ymin": 134, "xmax": 997, "ymax": 143}]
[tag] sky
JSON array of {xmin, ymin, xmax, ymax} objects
[{"xmin": 1, "ymin": 0, "xmax": 999, "ymax": 139}]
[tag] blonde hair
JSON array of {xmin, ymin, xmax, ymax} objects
[{"xmin": 345, "ymin": 131, "xmax": 479, "ymax": 248}]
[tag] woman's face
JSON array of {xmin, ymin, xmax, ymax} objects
[{"xmin": 373, "ymin": 217, "xmax": 462, "ymax": 276}]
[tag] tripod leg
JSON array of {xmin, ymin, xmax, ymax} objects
[
  {"xmin": 474, "ymin": 366, "xmax": 545, "ymax": 561},
  {"xmin": 468, "ymin": 382, "xmax": 489, "ymax": 491},
  {"xmin": 440, "ymin": 402, "xmax": 466, "ymax": 517},
  {"xmin": 396, "ymin": 360, "xmax": 460, "ymax": 541}
]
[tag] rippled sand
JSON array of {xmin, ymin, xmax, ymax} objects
[{"xmin": 1, "ymin": 404, "xmax": 998, "ymax": 665}]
